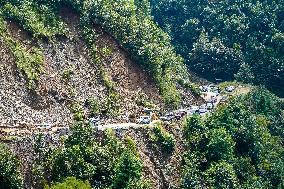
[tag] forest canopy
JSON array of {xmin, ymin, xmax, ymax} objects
[{"xmin": 151, "ymin": 0, "xmax": 284, "ymax": 96}]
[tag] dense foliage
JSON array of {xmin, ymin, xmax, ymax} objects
[
  {"xmin": 35, "ymin": 122, "xmax": 150, "ymax": 189},
  {"xmin": 0, "ymin": 144, "xmax": 23, "ymax": 189},
  {"xmin": 44, "ymin": 177, "xmax": 92, "ymax": 189},
  {"xmin": 151, "ymin": 123, "xmax": 176, "ymax": 153},
  {"xmin": 151, "ymin": 0, "xmax": 284, "ymax": 96},
  {"xmin": 182, "ymin": 88, "xmax": 284, "ymax": 188}
]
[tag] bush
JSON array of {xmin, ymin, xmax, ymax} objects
[
  {"xmin": 44, "ymin": 177, "xmax": 92, "ymax": 189},
  {"xmin": 0, "ymin": 144, "xmax": 23, "ymax": 189},
  {"xmin": 206, "ymin": 128, "xmax": 235, "ymax": 162},
  {"xmin": 70, "ymin": 102, "xmax": 84, "ymax": 121},
  {"xmin": 205, "ymin": 161, "xmax": 239, "ymax": 189},
  {"xmin": 86, "ymin": 97, "xmax": 100, "ymax": 116},
  {"xmin": 62, "ymin": 67, "xmax": 74, "ymax": 81},
  {"xmin": 112, "ymin": 150, "xmax": 143, "ymax": 189},
  {"xmin": 152, "ymin": 124, "xmax": 175, "ymax": 153},
  {"xmin": 2, "ymin": 1, "xmax": 67, "ymax": 39}
]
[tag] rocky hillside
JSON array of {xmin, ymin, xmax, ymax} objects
[{"xmin": 0, "ymin": 6, "xmax": 196, "ymax": 127}]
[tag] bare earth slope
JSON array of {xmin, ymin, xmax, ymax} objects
[{"xmin": 0, "ymin": 8, "xmax": 164, "ymax": 127}]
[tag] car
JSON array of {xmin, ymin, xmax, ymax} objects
[
  {"xmin": 199, "ymin": 108, "xmax": 208, "ymax": 114},
  {"xmin": 160, "ymin": 116, "xmax": 171, "ymax": 121},
  {"xmin": 208, "ymin": 84, "xmax": 216, "ymax": 90},
  {"xmin": 211, "ymin": 96, "xmax": 218, "ymax": 103},
  {"xmin": 215, "ymin": 78, "xmax": 223, "ymax": 83},
  {"xmin": 200, "ymin": 85, "xmax": 210, "ymax": 92},
  {"xmin": 178, "ymin": 109, "xmax": 187, "ymax": 114},
  {"xmin": 189, "ymin": 106, "xmax": 199, "ymax": 114},
  {"xmin": 89, "ymin": 117, "xmax": 101, "ymax": 127},
  {"xmin": 186, "ymin": 111, "xmax": 193, "ymax": 116},
  {"xmin": 199, "ymin": 104, "xmax": 207, "ymax": 109},
  {"xmin": 206, "ymin": 102, "xmax": 214, "ymax": 110},
  {"xmin": 160, "ymin": 114, "xmax": 174, "ymax": 121},
  {"xmin": 226, "ymin": 86, "xmax": 235, "ymax": 92},
  {"xmin": 175, "ymin": 109, "xmax": 187, "ymax": 118},
  {"xmin": 174, "ymin": 113, "xmax": 183, "ymax": 120},
  {"xmin": 164, "ymin": 113, "xmax": 175, "ymax": 121},
  {"xmin": 36, "ymin": 123, "xmax": 52, "ymax": 130},
  {"xmin": 199, "ymin": 104, "xmax": 208, "ymax": 114},
  {"xmin": 137, "ymin": 116, "xmax": 151, "ymax": 124}
]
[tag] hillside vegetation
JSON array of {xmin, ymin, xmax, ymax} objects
[
  {"xmin": 151, "ymin": 0, "xmax": 284, "ymax": 96},
  {"xmin": 0, "ymin": 0, "xmax": 283, "ymax": 189}
]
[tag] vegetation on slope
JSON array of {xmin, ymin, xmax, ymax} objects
[
  {"xmin": 0, "ymin": 17, "xmax": 44, "ymax": 89},
  {"xmin": 31, "ymin": 122, "xmax": 150, "ymax": 189},
  {"xmin": 0, "ymin": 144, "xmax": 23, "ymax": 189},
  {"xmin": 182, "ymin": 88, "xmax": 284, "ymax": 188},
  {"xmin": 151, "ymin": 0, "xmax": 284, "ymax": 96},
  {"xmin": 0, "ymin": 1, "xmax": 283, "ymax": 189},
  {"xmin": 44, "ymin": 177, "xmax": 92, "ymax": 189}
]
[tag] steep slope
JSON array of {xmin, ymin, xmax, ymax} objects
[{"xmin": 0, "ymin": 8, "xmax": 166, "ymax": 127}]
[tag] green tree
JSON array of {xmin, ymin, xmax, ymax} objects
[
  {"xmin": 44, "ymin": 177, "xmax": 92, "ymax": 189},
  {"xmin": 151, "ymin": 0, "xmax": 284, "ymax": 96},
  {"xmin": 205, "ymin": 161, "xmax": 239, "ymax": 189},
  {"xmin": 189, "ymin": 32, "xmax": 243, "ymax": 80},
  {"xmin": 112, "ymin": 149, "xmax": 143, "ymax": 189},
  {"xmin": 206, "ymin": 128, "xmax": 235, "ymax": 162},
  {"xmin": 0, "ymin": 144, "xmax": 23, "ymax": 189}
]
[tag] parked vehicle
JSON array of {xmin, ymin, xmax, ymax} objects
[
  {"xmin": 160, "ymin": 116, "xmax": 172, "ymax": 121},
  {"xmin": 189, "ymin": 106, "xmax": 199, "ymax": 114},
  {"xmin": 226, "ymin": 86, "xmax": 235, "ymax": 92},
  {"xmin": 89, "ymin": 117, "xmax": 101, "ymax": 127},
  {"xmin": 137, "ymin": 116, "xmax": 151, "ymax": 124},
  {"xmin": 206, "ymin": 102, "xmax": 214, "ymax": 110},
  {"xmin": 174, "ymin": 114, "xmax": 181, "ymax": 120},
  {"xmin": 164, "ymin": 112, "xmax": 175, "ymax": 121},
  {"xmin": 199, "ymin": 104, "xmax": 208, "ymax": 114}
]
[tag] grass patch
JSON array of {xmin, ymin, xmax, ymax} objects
[{"xmin": 0, "ymin": 17, "xmax": 44, "ymax": 89}]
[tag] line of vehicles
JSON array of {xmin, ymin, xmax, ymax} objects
[
  {"xmin": 1, "ymin": 84, "xmax": 236, "ymax": 135},
  {"xmin": 124, "ymin": 84, "xmax": 236, "ymax": 125},
  {"xmin": 89, "ymin": 84, "xmax": 236, "ymax": 128}
]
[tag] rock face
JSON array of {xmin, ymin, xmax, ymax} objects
[{"xmin": 0, "ymin": 8, "xmax": 164, "ymax": 127}]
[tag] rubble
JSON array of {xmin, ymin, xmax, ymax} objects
[{"xmin": 0, "ymin": 12, "xmax": 167, "ymax": 129}]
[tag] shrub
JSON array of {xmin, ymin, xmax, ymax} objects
[
  {"xmin": 70, "ymin": 102, "xmax": 84, "ymax": 121},
  {"xmin": 2, "ymin": 1, "xmax": 67, "ymax": 39},
  {"xmin": 112, "ymin": 150, "xmax": 143, "ymax": 189},
  {"xmin": 206, "ymin": 128, "xmax": 235, "ymax": 162},
  {"xmin": 44, "ymin": 177, "xmax": 92, "ymax": 189},
  {"xmin": 62, "ymin": 67, "xmax": 74, "ymax": 81},
  {"xmin": 86, "ymin": 97, "xmax": 100, "ymax": 116},
  {"xmin": 205, "ymin": 161, "xmax": 239, "ymax": 189},
  {"xmin": 152, "ymin": 124, "xmax": 175, "ymax": 153},
  {"xmin": 0, "ymin": 144, "xmax": 23, "ymax": 189}
]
